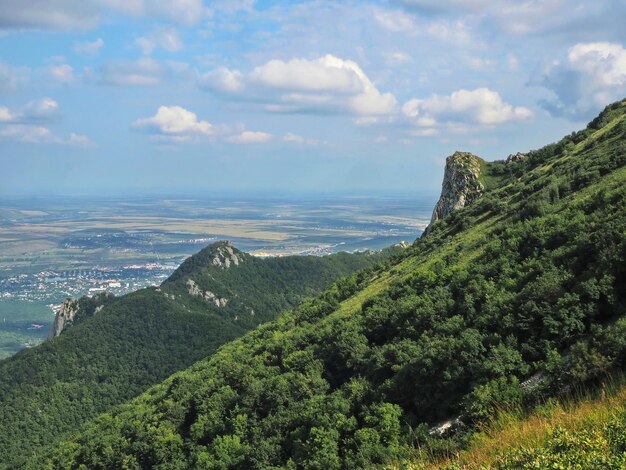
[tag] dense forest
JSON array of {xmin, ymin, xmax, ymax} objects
[
  {"xmin": 23, "ymin": 101, "xmax": 625, "ymax": 468},
  {"xmin": 0, "ymin": 242, "xmax": 392, "ymax": 468}
]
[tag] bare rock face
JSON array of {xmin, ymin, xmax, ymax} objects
[
  {"xmin": 48, "ymin": 292, "xmax": 114, "ymax": 339},
  {"xmin": 186, "ymin": 279, "xmax": 229, "ymax": 308},
  {"xmin": 49, "ymin": 299, "xmax": 81, "ymax": 339},
  {"xmin": 211, "ymin": 241, "xmax": 242, "ymax": 268},
  {"xmin": 506, "ymin": 152, "xmax": 527, "ymax": 164},
  {"xmin": 424, "ymin": 151, "xmax": 484, "ymax": 235}
]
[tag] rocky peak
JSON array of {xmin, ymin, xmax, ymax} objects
[
  {"xmin": 424, "ymin": 151, "xmax": 484, "ymax": 235},
  {"xmin": 210, "ymin": 241, "xmax": 242, "ymax": 269}
]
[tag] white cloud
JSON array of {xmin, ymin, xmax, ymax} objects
[
  {"xmin": 0, "ymin": 62, "xmax": 29, "ymax": 93},
  {"xmin": 22, "ymin": 97, "xmax": 60, "ymax": 120},
  {"xmin": 96, "ymin": 58, "xmax": 166, "ymax": 86},
  {"xmin": 0, "ymin": 98, "xmax": 60, "ymax": 123},
  {"xmin": 568, "ymin": 42, "xmax": 626, "ymax": 87},
  {"xmin": 67, "ymin": 132, "xmax": 93, "ymax": 146},
  {"xmin": 135, "ymin": 28, "xmax": 182, "ymax": 55},
  {"xmin": 0, "ymin": 106, "xmax": 15, "ymax": 122},
  {"xmin": 0, "ymin": 124, "xmax": 91, "ymax": 145},
  {"xmin": 248, "ymin": 54, "xmax": 397, "ymax": 116},
  {"xmin": 101, "ymin": 0, "xmax": 208, "ymax": 25},
  {"xmin": 49, "ymin": 64, "xmax": 76, "ymax": 83},
  {"xmin": 74, "ymin": 38, "xmax": 104, "ymax": 55},
  {"xmin": 133, "ymin": 105, "xmax": 214, "ymax": 141},
  {"xmin": 385, "ymin": 51, "xmax": 411, "ymax": 65},
  {"xmin": 228, "ymin": 131, "xmax": 273, "ymax": 143},
  {"xmin": 0, "ymin": 0, "xmax": 208, "ymax": 31},
  {"xmin": 396, "ymin": 0, "xmax": 491, "ymax": 15},
  {"xmin": 199, "ymin": 67, "xmax": 245, "ymax": 93},
  {"xmin": 402, "ymin": 88, "xmax": 533, "ymax": 135},
  {"xmin": 538, "ymin": 42, "xmax": 626, "ymax": 120},
  {"xmin": 0, "ymin": 0, "xmax": 99, "ymax": 30},
  {"xmin": 133, "ymin": 105, "xmax": 280, "ymax": 145},
  {"xmin": 374, "ymin": 9, "xmax": 416, "ymax": 32}
]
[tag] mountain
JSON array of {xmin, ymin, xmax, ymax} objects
[
  {"xmin": 23, "ymin": 100, "xmax": 626, "ymax": 469},
  {"xmin": 0, "ymin": 241, "xmax": 397, "ymax": 468}
]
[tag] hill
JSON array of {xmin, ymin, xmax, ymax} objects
[
  {"xmin": 0, "ymin": 241, "xmax": 395, "ymax": 468},
  {"xmin": 422, "ymin": 376, "xmax": 626, "ymax": 469},
  {"xmin": 25, "ymin": 100, "xmax": 626, "ymax": 469}
]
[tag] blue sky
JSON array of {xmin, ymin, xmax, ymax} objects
[{"xmin": 0, "ymin": 0, "xmax": 625, "ymax": 196}]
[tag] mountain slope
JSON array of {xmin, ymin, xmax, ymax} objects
[
  {"xmin": 0, "ymin": 242, "xmax": 394, "ymax": 468},
  {"xmin": 27, "ymin": 100, "xmax": 626, "ymax": 469}
]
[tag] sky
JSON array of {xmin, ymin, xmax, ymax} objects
[{"xmin": 0, "ymin": 0, "xmax": 625, "ymax": 196}]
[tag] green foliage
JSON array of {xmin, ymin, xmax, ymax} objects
[
  {"xmin": 24, "ymin": 101, "xmax": 626, "ymax": 469},
  {"xmin": 0, "ymin": 242, "xmax": 387, "ymax": 468},
  {"xmin": 497, "ymin": 414, "xmax": 626, "ymax": 469}
]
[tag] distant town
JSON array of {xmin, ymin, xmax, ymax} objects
[{"xmin": 0, "ymin": 262, "xmax": 180, "ymax": 311}]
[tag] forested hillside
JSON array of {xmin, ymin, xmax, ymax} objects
[
  {"xmin": 0, "ymin": 242, "xmax": 392, "ymax": 468},
  {"xmin": 28, "ymin": 100, "xmax": 626, "ymax": 469}
]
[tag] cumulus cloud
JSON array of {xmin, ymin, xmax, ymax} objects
[
  {"xmin": 402, "ymin": 88, "xmax": 533, "ymax": 134},
  {"xmin": 0, "ymin": 0, "xmax": 209, "ymax": 31},
  {"xmin": 0, "ymin": 62, "xmax": 29, "ymax": 93},
  {"xmin": 74, "ymin": 38, "xmax": 104, "ymax": 55},
  {"xmin": 0, "ymin": 0, "xmax": 99, "ymax": 30},
  {"xmin": 198, "ymin": 55, "xmax": 397, "ymax": 116},
  {"xmin": 133, "ymin": 105, "xmax": 276, "ymax": 145},
  {"xmin": 0, "ymin": 106, "xmax": 15, "ymax": 122},
  {"xmin": 22, "ymin": 97, "xmax": 60, "ymax": 120},
  {"xmin": 198, "ymin": 67, "xmax": 245, "ymax": 93},
  {"xmin": 374, "ymin": 9, "xmax": 416, "ymax": 32},
  {"xmin": 95, "ymin": 58, "xmax": 167, "ymax": 86},
  {"xmin": 133, "ymin": 105, "xmax": 214, "ymax": 141},
  {"xmin": 537, "ymin": 42, "xmax": 626, "ymax": 120},
  {"xmin": 135, "ymin": 28, "xmax": 182, "ymax": 55},
  {"xmin": 0, "ymin": 124, "xmax": 91, "ymax": 145},
  {"xmin": 227, "ymin": 131, "xmax": 273, "ymax": 144},
  {"xmin": 0, "ymin": 98, "xmax": 60, "ymax": 123},
  {"xmin": 49, "ymin": 64, "xmax": 76, "ymax": 83}
]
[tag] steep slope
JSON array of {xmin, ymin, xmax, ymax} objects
[
  {"xmin": 0, "ymin": 242, "xmax": 394, "ymax": 468},
  {"xmin": 28, "ymin": 100, "xmax": 626, "ymax": 469},
  {"xmin": 427, "ymin": 377, "xmax": 626, "ymax": 469}
]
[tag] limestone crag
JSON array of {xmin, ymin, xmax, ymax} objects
[
  {"xmin": 211, "ymin": 241, "xmax": 242, "ymax": 268},
  {"xmin": 186, "ymin": 279, "xmax": 229, "ymax": 308},
  {"xmin": 49, "ymin": 292, "xmax": 114, "ymax": 339},
  {"xmin": 506, "ymin": 152, "xmax": 527, "ymax": 164},
  {"xmin": 49, "ymin": 299, "xmax": 81, "ymax": 339},
  {"xmin": 424, "ymin": 151, "xmax": 484, "ymax": 235}
]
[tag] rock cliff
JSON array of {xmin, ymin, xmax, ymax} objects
[
  {"xmin": 49, "ymin": 292, "xmax": 114, "ymax": 339},
  {"xmin": 424, "ymin": 151, "xmax": 484, "ymax": 235}
]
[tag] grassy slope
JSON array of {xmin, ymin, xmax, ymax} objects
[
  {"xmin": 412, "ymin": 378, "xmax": 626, "ymax": 469},
  {"xmin": 0, "ymin": 244, "xmax": 389, "ymax": 468},
  {"xmin": 25, "ymin": 101, "xmax": 626, "ymax": 468}
]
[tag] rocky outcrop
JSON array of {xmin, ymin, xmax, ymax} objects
[
  {"xmin": 211, "ymin": 241, "xmax": 242, "ymax": 268},
  {"xmin": 49, "ymin": 298, "xmax": 81, "ymax": 339},
  {"xmin": 506, "ymin": 152, "xmax": 527, "ymax": 164},
  {"xmin": 423, "ymin": 151, "xmax": 485, "ymax": 235},
  {"xmin": 186, "ymin": 279, "xmax": 229, "ymax": 308},
  {"xmin": 49, "ymin": 292, "xmax": 114, "ymax": 339}
]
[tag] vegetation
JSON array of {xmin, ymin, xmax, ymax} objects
[
  {"xmin": 0, "ymin": 242, "xmax": 388, "ymax": 468},
  {"xmin": 421, "ymin": 377, "xmax": 626, "ymax": 469},
  {"xmin": 24, "ymin": 100, "xmax": 626, "ymax": 468}
]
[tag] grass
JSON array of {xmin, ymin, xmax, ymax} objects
[{"xmin": 401, "ymin": 375, "xmax": 626, "ymax": 469}]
